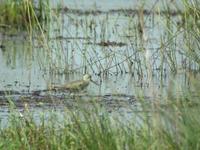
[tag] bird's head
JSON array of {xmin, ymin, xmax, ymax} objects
[{"xmin": 83, "ymin": 74, "xmax": 92, "ymax": 81}]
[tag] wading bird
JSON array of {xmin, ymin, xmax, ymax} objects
[{"xmin": 51, "ymin": 74, "xmax": 97, "ymax": 92}]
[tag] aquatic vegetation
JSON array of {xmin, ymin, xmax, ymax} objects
[
  {"xmin": 0, "ymin": 0, "xmax": 50, "ymax": 30},
  {"xmin": 181, "ymin": 0, "xmax": 200, "ymax": 67}
]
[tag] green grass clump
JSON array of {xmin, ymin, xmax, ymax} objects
[
  {"xmin": 0, "ymin": 0, "xmax": 50, "ymax": 30},
  {"xmin": 180, "ymin": 0, "xmax": 200, "ymax": 66}
]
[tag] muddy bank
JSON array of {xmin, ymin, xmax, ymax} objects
[{"xmin": 0, "ymin": 90, "xmax": 141, "ymax": 113}]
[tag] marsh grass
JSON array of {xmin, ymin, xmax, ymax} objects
[
  {"xmin": 181, "ymin": 0, "xmax": 200, "ymax": 68},
  {"xmin": 0, "ymin": 0, "xmax": 50, "ymax": 30},
  {"xmin": 0, "ymin": 80, "xmax": 199, "ymax": 149},
  {"xmin": 1, "ymin": 0, "xmax": 199, "ymax": 77},
  {"xmin": 52, "ymin": 0, "xmax": 200, "ymax": 76}
]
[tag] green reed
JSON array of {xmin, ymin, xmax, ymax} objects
[{"xmin": 0, "ymin": 0, "xmax": 50, "ymax": 30}]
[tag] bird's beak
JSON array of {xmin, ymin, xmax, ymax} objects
[{"xmin": 91, "ymin": 79, "xmax": 99, "ymax": 85}]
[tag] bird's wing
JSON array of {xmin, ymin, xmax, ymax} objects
[{"xmin": 64, "ymin": 80, "xmax": 83, "ymax": 88}]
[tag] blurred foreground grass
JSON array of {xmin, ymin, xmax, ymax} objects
[{"xmin": 0, "ymin": 78, "xmax": 199, "ymax": 150}]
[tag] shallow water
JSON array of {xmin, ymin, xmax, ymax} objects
[{"xmin": 0, "ymin": 0, "xmax": 199, "ymax": 124}]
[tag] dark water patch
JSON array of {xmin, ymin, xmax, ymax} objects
[
  {"xmin": 87, "ymin": 41, "xmax": 126, "ymax": 47},
  {"xmin": 0, "ymin": 44, "xmax": 5, "ymax": 49},
  {"xmin": 58, "ymin": 7, "xmax": 183, "ymax": 16},
  {"xmin": 50, "ymin": 35, "xmax": 91, "ymax": 40},
  {"xmin": 0, "ymin": 90, "xmax": 21, "ymax": 95}
]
